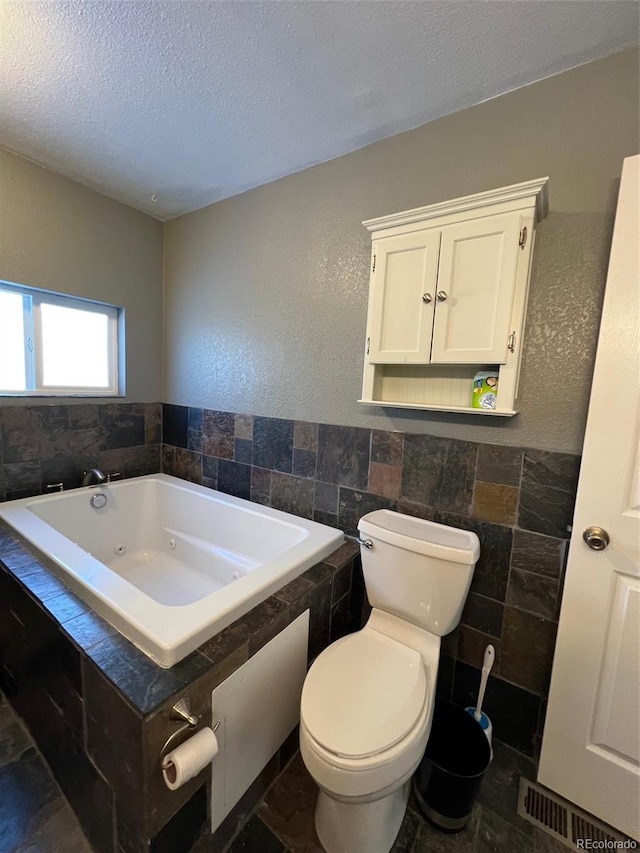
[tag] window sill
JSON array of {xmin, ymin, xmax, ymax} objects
[{"xmin": 0, "ymin": 392, "xmax": 125, "ymax": 399}]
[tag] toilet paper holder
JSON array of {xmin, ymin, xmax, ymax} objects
[
  {"xmin": 160, "ymin": 698, "xmax": 220, "ymax": 764},
  {"xmin": 172, "ymin": 698, "xmax": 199, "ymax": 728}
]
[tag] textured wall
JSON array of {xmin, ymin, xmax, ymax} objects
[
  {"xmin": 164, "ymin": 49, "xmax": 639, "ymax": 454},
  {"xmin": 0, "ymin": 149, "xmax": 164, "ymax": 403}
]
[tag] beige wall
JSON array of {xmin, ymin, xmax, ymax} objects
[
  {"xmin": 164, "ymin": 49, "xmax": 639, "ymax": 455},
  {"xmin": 0, "ymin": 149, "xmax": 164, "ymax": 403}
]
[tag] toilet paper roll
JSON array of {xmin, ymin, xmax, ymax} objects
[{"xmin": 162, "ymin": 727, "xmax": 219, "ymax": 791}]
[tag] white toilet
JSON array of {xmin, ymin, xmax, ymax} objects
[{"xmin": 299, "ymin": 509, "xmax": 480, "ymax": 853}]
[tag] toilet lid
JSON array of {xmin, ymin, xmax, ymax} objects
[{"xmin": 301, "ymin": 630, "xmax": 427, "ymax": 759}]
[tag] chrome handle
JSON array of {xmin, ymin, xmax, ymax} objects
[
  {"xmin": 436, "ymin": 291, "xmax": 448, "ymax": 301},
  {"xmin": 46, "ymin": 482, "xmax": 64, "ymax": 492},
  {"xmin": 422, "ymin": 293, "xmax": 432, "ymax": 304},
  {"xmin": 582, "ymin": 526, "xmax": 610, "ymax": 551},
  {"xmin": 106, "ymin": 472, "xmax": 121, "ymax": 483},
  {"xmin": 345, "ymin": 534, "xmax": 373, "ymax": 549}
]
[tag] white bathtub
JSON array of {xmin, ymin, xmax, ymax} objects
[{"xmin": 0, "ymin": 474, "xmax": 343, "ymax": 667}]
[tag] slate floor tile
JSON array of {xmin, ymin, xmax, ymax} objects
[
  {"xmin": 0, "ymin": 697, "xmax": 92, "ymax": 853},
  {"xmin": 533, "ymin": 827, "xmax": 577, "ymax": 852},
  {"xmin": 0, "ymin": 701, "xmax": 32, "ymax": 768},
  {"xmin": 227, "ymin": 815, "xmax": 285, "ymax": 853},
  {"xmin": 259, "ymin": 753, "xmax": 324, "ymax": 853},
  {"xmin": 391, "ymin": 806, "xmax": 421, "ymax": 852},
  {"xmin": 12, "ymin": 797, "xmax": 94, "ymax": 853},
  {"xmin": 0, "ymin": 748, "xmax": 79, "ymax": 853},
  {"xmin": 412, "ymin": 803, "xmax": 481, "ymax": 852},
  {"xmin": 476, "ymin": 806, "xmax": 533, "ymax": 853},
  {"xmin": 256, "ymin": 742, "xmax": 544, "ymax": 853}
]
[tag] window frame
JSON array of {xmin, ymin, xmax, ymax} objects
[{"xmin": 0, "ymin": 280, "xmax": 123, "ymax": 398}]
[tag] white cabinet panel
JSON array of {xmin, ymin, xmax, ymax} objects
[
  {"xmin": 431, "ymin": 213, "xmax": 521, "ymax": 363},
  {"xmin": 210, "ymin": 611, "xmax": 309, "ymax": 832},
  {"xmin": 367, "ymin": 231, "xmax": 440, "ymax": 364}
]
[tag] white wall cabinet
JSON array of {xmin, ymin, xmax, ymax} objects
[{"xmin": 360, "ymin": 178, "xmax": 548, "ymax": 416}]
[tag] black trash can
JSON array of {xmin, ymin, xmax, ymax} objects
[{"xmin": 413, "ymin": 700, "xmax": 491, "ymax": 832}]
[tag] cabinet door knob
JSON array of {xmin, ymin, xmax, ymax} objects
[
  {"xmin": 422, "ymin": 293, "xmax": 432, "ymax": 303},
  {"xmin": 436, "ymin": 290, "xmax": 448, "ymax": 301}
]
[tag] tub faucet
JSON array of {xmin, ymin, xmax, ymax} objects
[{"xmin": 82, "ymin": 468, "xmax": 108, "ymax": 487}]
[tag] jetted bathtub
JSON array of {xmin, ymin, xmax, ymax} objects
[{"xmin": 0, "ymin": 474, "xmax": 344, "ymax": 667}]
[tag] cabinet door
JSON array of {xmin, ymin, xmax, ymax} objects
[
  {"xmin": 430, "ymin": 213, "xmax": 521, "ymax": 363},
  {"xmin": 367, "ymin": 230, "xmax": 440, "ymax": 364}
]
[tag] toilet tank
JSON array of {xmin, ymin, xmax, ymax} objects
[{"xmin": 357, "ymin": 510, "xmax": 480, "ymax": 636}]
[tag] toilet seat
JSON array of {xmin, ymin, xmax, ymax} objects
[{"xmin": 301, "ymin": 628, "xmax": 428, "ymax": 760}]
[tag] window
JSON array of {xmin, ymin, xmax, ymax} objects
[{"xmin": 0, "ymin": 281, "xmax": 123, "ymax": 396}]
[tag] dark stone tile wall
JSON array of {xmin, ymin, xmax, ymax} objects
[
  {"xmin": 0, "ymin": 520, "xmax": 360, "ymax": 853},
  {"xmin": 162, "ymin": 405, "xmax": 580, "ymax": 759},
  {"xmin": 0, "ymin": 402, "xmax": 162, "ymax": 501}
]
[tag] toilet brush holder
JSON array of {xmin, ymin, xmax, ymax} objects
[
  {"xmin": 413, "ymin": 701, "xmax": 492, "ymax": 832},
  {"xmin": 465, "ymin": 707, "xmax": 492, "ymax": 747}
]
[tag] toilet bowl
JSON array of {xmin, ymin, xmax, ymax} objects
[{"xmin": 299, "ymin": 510, "xmax": 480, "ymax": 853}]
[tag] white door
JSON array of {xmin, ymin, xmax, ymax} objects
[
  {"xmin": 538, "ymin": 155, "xmax": 640, "ymax": 841},
  {"xmin": 367, "ymin": 230, "xmax": 440, "ymax": 364},
  {"xmin": 430, "ymin": 213, "xmax": 521, "ymax": 363}
]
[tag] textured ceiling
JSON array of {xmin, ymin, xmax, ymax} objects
[{"xmin": 1, "ymin": 1, "xmax": 638, "ymax": 220}]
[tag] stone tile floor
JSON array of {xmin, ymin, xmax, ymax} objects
[
  {"xmin": 245, "ymin": 749, "xmax": 567, "ymax": 853},
  {"xmin": 0, "ymin": 695, "xmax": 92, "ymax": 853},
  {"xmin": 1, "ymin": 691, "xmax": 568, "ymax": 853}
]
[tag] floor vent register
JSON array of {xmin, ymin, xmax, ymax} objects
[{"xmin": 517, "ymin": 779, "xmax": 633, "ymax": 850}]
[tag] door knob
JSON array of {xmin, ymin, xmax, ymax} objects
[
  {"xmin": 422, "ymin": 293, "xmax": 432, "ymax": 303},
  {"xmin": 582, "ymin": 526, "xmax": 610, "ymax": 551},
  {"xmin": 436, "ymin": 291, "xmax": 448, "ymax": 301}
]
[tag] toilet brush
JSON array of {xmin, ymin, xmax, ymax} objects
[{"xmin": 465, "ymin": 644, "xmax": 495, "ymax": 746}]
